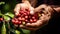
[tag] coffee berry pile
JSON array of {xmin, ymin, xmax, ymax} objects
[{"xmin": 12, "ymin": 8, "xmax": 41, "ymax": 25}]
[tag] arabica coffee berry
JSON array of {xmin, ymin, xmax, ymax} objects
[
  {"xmin": 12, "ymin": 8, "xmax": 41, "ymax": 25},
  {"xmin": 0, "ymin": 18, "xmax": 3, "ymax": 22}
]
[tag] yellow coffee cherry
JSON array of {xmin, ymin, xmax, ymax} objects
[
  {"xmin": 38, "ymin": 13, "xmax": 41, "ymax": 17},
  {"xmin": 22, "ymin": 21, "xmax": 26, "ymax": 25}
]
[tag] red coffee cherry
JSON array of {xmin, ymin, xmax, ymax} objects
[
  {"xmin": 21, "ymin": 17, "xmax": 25, "ymax": 21},
  {"xmin": 18, "ymin": 21, "xmax": 22, "ymax": 24},
  {"xmin": 33, "ymin": 19, "xmax": 37, "ymax": 22},
  {"xmin": 0, "ymin": 18, "xmax": 3, "ymax": 21},
  {"xmin": 18, "ymin": 17, "xmax": 22, "ymax": 21},
  {"xmin": 30, "ymin": 19, "xmax": 34, "ymax": 23},
  {"xmin": 25, "ymin": 16, "xmax": 28, "ymax": 19}
]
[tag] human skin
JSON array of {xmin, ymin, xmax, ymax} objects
[{"xmin": 14, "ymin": 0, "xmax": 60, "ymax": 31}]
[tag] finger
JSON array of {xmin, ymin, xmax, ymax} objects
[
  {"xmin": 20, "ymin": 3, "xmax": 29, "ymax": 9},
  {"xmin": 26, "ymin": 23, "xmax": 37, "ymax": 27},
  {"xmin": 26, "ymin": 20, "xmax": 42, "ymax": 28},
  {"xmin": 19, "ymin": 24, "xmax": 39, "ymax": 30},
  {"xmin": 14, "ymin": 4, "xmax": 21, "ymax": 12},
  {"xmin": 34, "ymin": 4, "xmax": 47, "ymax": 13},
  {"xmin": 54, "ymin": 7, "xmax": 60, "ymax": 12},
  {"xmin": 14, "ymin": 4, "xmax": 21, "ymax": 15},
  {"xmin": 19, "ymin": 24, "xmax": 32, "ymax": 30},
  {"xmin": 22, "ymin": 0, "xmax": 31, "ymax": 8},
  {"xmin": 25, "ymin": 27, "xmax": 39, "ymax": 31}
]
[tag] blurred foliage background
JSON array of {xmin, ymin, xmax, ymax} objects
[{"xmin": 0, "ymin": 0, "xmax": 30, "ymax": 34}]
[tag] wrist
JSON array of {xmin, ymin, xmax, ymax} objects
[
  {"xmin": 54, "ymin": 7, "xmax": 60, "ymax": 13},
  {"xmin": 50, "ymin": 5, "xmax": 60, "ymax": 13}
]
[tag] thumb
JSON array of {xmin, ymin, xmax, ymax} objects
[{"xmin": 29, "ymin": 7, "xmax": 35, "ymax": 15}]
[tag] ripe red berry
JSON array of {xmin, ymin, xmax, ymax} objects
[
  {"xmin": 32, "ymin": 16, "xmax": 35, "ymax": 19},
  {"xmin": 18, "ymin": 21, "xmax": 22, "ymax": 24},
  {"xmin": 0, "ymin": 18, "xmax": 3, "ymax": 21},
  {"xmin": 25, "ymin": 19, "xmax": 28, "ymax": 21},
  {"xmin": 23, "ymin": 13, "xmax": 27, "ymax": 15},
  {"xmin": 25, "ymin": 19, "xmax": 29, "ymax": 22},
  {"xmin": 18, "ymin": 17, "xmax": 22, "ymax": 20},
  {"xmin": 25, "ymin": 16, "xmax": 28, "ymax": 19},
  {"xmin": 22, "ymin": 17, "xmax": 25, "ymax": 21},
  {"xmin": 12, "ymin": 19, "xmax": 15, "ymax": 23},
  {"xmin": 33, "ymin": 19, "xmax": 37, "ymax": 22},
  {"xmin": 30, "ymin": 19, "xmax": 33, "ymax": 23},
  {"xmin": 15, "ymin": 20, "xmax": 19, "ymax": 24},
  {"xmin": 15, "ymin": 20, "xmax": 19, "ymax": 23}
]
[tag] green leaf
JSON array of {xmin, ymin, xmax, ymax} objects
[
  {"xmin": 5, "ymin": 12, "xmax": 14, "ymax": 18},
  {"xmin": 1, "ymin": 22, "xmax": 6, "ymax": 34},
  {"xmin": 0, "ymin": 2, "xmax": 5, "ymax": 5},
  {"xmin": 15, "ymin": 30, "xmax": 21, "ymax": 34},
  {"xmin": 3, "ymin": 15, "xmax": 10, "ymax": 21},
  {"xmin": 3, "ymin": 4, "xmax": 10, "ymax": 11},
  {"xmin": 0, "ymin": 10, "xmax": 3, "ymax": 16},
  {"xmin": 22, "ymin": 29, "xmax": 30, "ymax": 34}
]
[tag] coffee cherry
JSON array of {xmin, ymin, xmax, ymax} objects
[
  {"xmin": 33, "ymin": 19, "xmax": 37, "ymax": 22},
  {"xmin": 18, "ymin": 21, "xmax": 22, "ymax": 24},
  {"xmin": 30, "ymin": 19, "xmax": 33, "ymax": 23},
  {"xmin": 21, "ymin": 17, "xmax": 25, "ymax": 21},
  {"xmin": 18, "ymin": 17, "xmax": 22, "ymax": 21},
  {"xmin": 12, "ymin": 19, "xmax": 15, "ymax": 23},
  {"xmin": 15, "ymin": 20, "xmax": 19, "ymax": 23},
  {"xmin": 23, "ymin": 13, "xmax": 27, "ymax": 15},
  {"xmin": 25, "ymin": 19, "xmax": 29, "ymax": 22},
  {"xmin": 25, "ymin": 16, "xmax": 28, "ymax": 19},
  {"xmin": 32, "ymin": 16, "xmax": 35, "ymax": 19},
  {"xmin": 0, "ymin": 18, "xmax": 3, "ymax": 21}
]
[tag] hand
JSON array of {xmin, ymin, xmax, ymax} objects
[
  {"xmin": 54, "ymin": 7, "xmax": 60, "ymax": 12},
  {"xmin": 13, "ymin": 1, "xmax": 35, "ymax": 29},
  {"xmin": 19, "ymin": 4, "xmax": 54, "ymax": 31},
  {"xmin": 14, "ymin": 1, "xmax": 34, "ymax": 16}
]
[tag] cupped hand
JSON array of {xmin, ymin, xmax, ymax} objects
[
  {"xmin": 14, "ymin": 3, "xmax": 54, "ymax": 31},
  {"xmin": 19, "ymin": 4, "xmax": 54, "ymax": 31}
]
